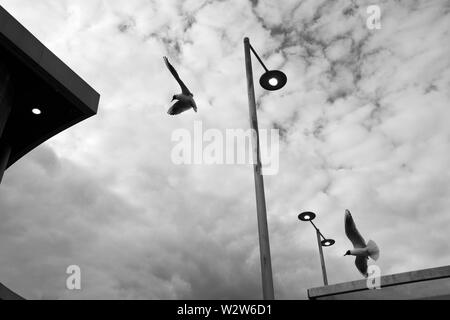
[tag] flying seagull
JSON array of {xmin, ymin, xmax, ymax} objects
[
  {"xmin": 344, "ymin": 209, "xmax": 380, "ymax": 277},
  {"xmin": 163, "ymin": 56, "xmax": 197, "ymax": 115}
]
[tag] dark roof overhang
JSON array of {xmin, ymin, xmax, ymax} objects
[{"xmin": 0, "ymin": 5, "xmax": 100, "ymax": 168}]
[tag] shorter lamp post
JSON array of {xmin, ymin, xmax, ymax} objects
[{"xmin": 298, "ymin": 211, "xmax": 335, "ymax": 286}]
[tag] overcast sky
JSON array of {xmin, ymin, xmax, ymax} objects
[{"xmin": 0, "ymin": 0, "xmax": 449, "ymax": 300}]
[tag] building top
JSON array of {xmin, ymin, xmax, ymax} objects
[
  {"xmin": 0, "ymin": 5, "xmax": 100, "ymax": 167},
  {"xmin": 308, "ymin": 265, "xmax": 450, "ymax": 300}
]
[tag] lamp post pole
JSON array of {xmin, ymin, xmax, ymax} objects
[
  {"xmin": 316, "ymin": 228, "xmax": 328, "ymax": 286},
  {"xmin": 244, "ymin": 37, "xmax": 274, "ymax": 300}
]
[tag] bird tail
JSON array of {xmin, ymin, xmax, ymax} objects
[{"xmin": 367, "ymin": 240, "xmax": 380, "ymax": 261}]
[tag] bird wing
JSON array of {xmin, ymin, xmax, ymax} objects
[
  {"xmin": 355, "ymin": 256, "xmax": 369, "ymax": 277},
  {"xmin": 167, "ymin": 100, "xmax": 192, "ymax": 115},
  {"xmin": 163, "ymin": 56, "xmax": 192, "ymax": 96},
  {"xmin": 191, "ymin": 98, "xmax": 197, "ymax": 112},
  {"xmin": 345, "ymin": 211, "xmax": 366, "ymax": 248}
]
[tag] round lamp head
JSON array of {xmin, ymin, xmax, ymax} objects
[
  {"xmin": 321, "ymin": 239, "xmax": 335, "ymax": 247},
  {"xmin": 259, "ymin": 70, "xmax": 287, "ymax": 91},
  {"xmin": 298, "ymin": 211, "xmax": 316, "ymax": 221}
]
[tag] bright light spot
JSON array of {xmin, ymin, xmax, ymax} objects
[
  {"xmin": 32, "ymin": 108, "xmax": 42, "ymax": 115},
  {"xmin": 304, "ymin": 215, "xmax": 310, "ymax": 220},
  {"xmin": 269, "ymin": 78, "xmax": 278, "ymax": 86}
]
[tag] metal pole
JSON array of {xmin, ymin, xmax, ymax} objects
[
  {"xmin": 244, "ymin": 37, "xmax": 274, "ymax": 300},
  {"xmin": 310, "ymin": 220, "xmax": 326, "ymax": 241},
  {"xmin": 248, "ymin": 44, "xmax": 269, "ymax": 73},
  {"xmin": 316, "ymin": 228, "xmax": 328, "ymax": 286}
]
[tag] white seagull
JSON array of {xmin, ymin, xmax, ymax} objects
[
  {"xmin": 163, "ymin": 56, "xmax": 197, "ymax": 115},
  {"xmin": 344, "ymin": 209, "xmax": 380, "ymax": 277}
]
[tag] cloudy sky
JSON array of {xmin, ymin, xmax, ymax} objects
[{"xmin": 0, "ymin": 0, "xmax": 449, "ymax": 300}]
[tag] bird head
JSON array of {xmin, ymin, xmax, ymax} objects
[
  {"xmin": 172, "ymin": 95, "xmax": 177, "ymax": 101},
  {"xmin": 344, "ymin": 250, "xmax": 351, "ymax": 256}
]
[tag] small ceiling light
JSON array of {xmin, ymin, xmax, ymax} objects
[{"xmin": 32, "ymin": 108, "xmax": 42, "ymax": 115}]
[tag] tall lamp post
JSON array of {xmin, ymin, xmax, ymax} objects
[
  {"xmin": 244, "ymin": 37, "xmax": 287, "ymax": 300},
  {"xmin": 298, "ymin": 211, "xmax": 335, "ymax": 286}
]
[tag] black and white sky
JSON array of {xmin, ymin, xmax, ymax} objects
[{"xmin": 0, "ymin": 0, "xmax": 449, "ymax": 299}]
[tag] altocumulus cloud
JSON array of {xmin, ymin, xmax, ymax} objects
[{"xmin": 0, "ymin": 0, "xmax": 449, "ymax": 299}]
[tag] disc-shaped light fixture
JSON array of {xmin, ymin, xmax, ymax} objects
[
  {"xmin": 259, "ymin": 70, "xmax": 287, "ymax": 91},
  {"xmin": 321, "ymin": 239, "xmax": 335, "ymax": 247},
  {"xmin": 298, "ymin": 211, "xmax": 316, "ymax": 221}
]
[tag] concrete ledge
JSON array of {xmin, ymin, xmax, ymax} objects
[{"xmin": 308, "ymin": 265, "xmax": 450, "ymax": 300}]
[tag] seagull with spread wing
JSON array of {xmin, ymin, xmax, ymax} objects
[
  {"xmin": 163, "ymin": 56, "xmax": 197, "ymax": 115},
  {"xmin": 344, "ymin": 209, "xmax": 380, "ymax": 277}
]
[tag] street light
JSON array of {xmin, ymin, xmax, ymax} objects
[
  {"xmin": 243, "ymin": 37, "xmax": 287, "ymax": 300},
  {"xmin": 298, "ymin": 211, "xmax": 335, "ymax": 286},
  {"xmin": 246, "ymin": 43, "xmax": 287, "ymax": 91}
]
